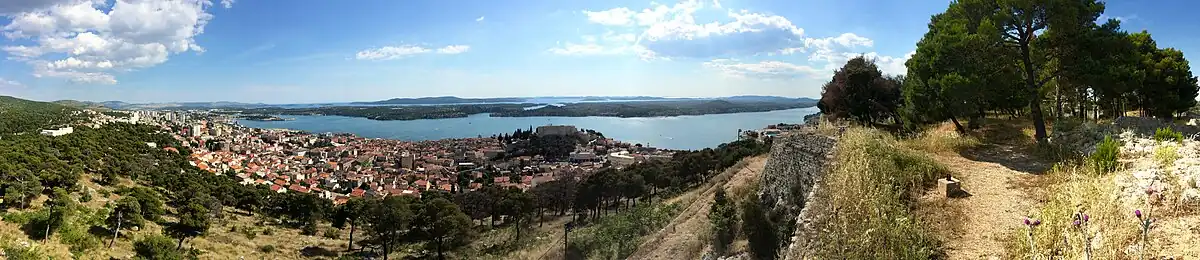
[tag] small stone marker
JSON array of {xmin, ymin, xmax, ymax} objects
[{"xmin": 938, "ymin": 175, "xmax": 962, "ymax": 198}]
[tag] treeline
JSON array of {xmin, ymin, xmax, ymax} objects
[
  {"xmin": 236, "ymin": 104, "xmax": 534, "ymax": 121},
  {"xmin": 818, "ymin": 0, "xmax": 1199, "ymax": 141},
  {"xmin": 0, "ymin": 96, "xmax": 84, "ymax": 134}
]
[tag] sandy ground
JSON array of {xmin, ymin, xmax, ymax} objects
[
  {"xmin": 919, "ymin": 146, "xmax": 1046, "ymax": 260},
  {"xmin": 627, "ymin": 156, "xmax": 767, "ymax": 260}
]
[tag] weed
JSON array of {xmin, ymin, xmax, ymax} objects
[
  {"xmin": 323, "ymin": 228, "xmax": 340, "ymax": 239},
  {"xmin": 1153, "ymin": 127, "xmax": 1183, "ymax": 143},
  {"xmin": 259, "ymin": 244, "xmax": 276, "ymax": 253},
  {"xmin": 1089, "ymin": 136, "xmax": 1120, "ymax": 175},
  {"xmin": 1153, "ymin": 145, "xmax": 1179, "ymax": 168},
  {"xmin": 1004, "ymin": 163, "xmax": 1140, "ymax": 259},
  {"xmin": 2, "ymin": 241, "xmax": 44, "ymax": 260}
]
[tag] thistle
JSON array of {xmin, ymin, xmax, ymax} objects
[
  {"xmin": 1024, "ymin": 217, "xmax": 1041, "ymax": 255},
  {"xmin": 1135, "ymin": 209, "xmax": 1155, "ymax": 260},
  {"xmin": 1073, "ymin": 212, "xmax": 1092, "ymax": 260}
]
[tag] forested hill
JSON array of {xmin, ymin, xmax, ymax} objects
[{"xmin": 0, "ymin": 96, "xmax": 83, "ymax": 134}]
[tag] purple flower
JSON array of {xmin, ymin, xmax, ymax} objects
[
  {"xmin": 1073, "ymin": 220, "xmax": 1081, "ymax": 226},
  {"xmin": 1146, "ymin": 187, "xmax": 1156, "ymax": 195},
  {"xmin": 1024, "ymin": 218, "xmax": 1031, "ymax": 225},
  {"xmin": 1135, "ymin": 209, "xmax": 1143, "ymax": 219},
  {"xmin": 1082, "ymin": 214, "xmax": 1089, "ymax": 222},
  {"xmin": 1032, "ymin": 219, "xmax": 1042, "ymax": 226}
]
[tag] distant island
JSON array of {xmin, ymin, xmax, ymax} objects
[
  {"xmin": 238, "ymin": 114, "xmax": 288, "ymax": 121},
  {"xmin": 231, "ymin": 98, "xmax": 818, "ymax": 121},
  {"xmin": 354, "ymin": 96, "xmax": 528, "ymax": 105}
]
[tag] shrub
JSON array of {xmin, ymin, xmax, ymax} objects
[
  {"xmin": 3, "ymin": 241, "xmax": 44, "ymax": 260},
  {"xmin": 262, "ymin": 228, "xmax": 274, "ymax": 236},
  {"xmin": 59, "ymin": 224, "xmax": 100, "ymax": 254},
  {"xmin": 135, "ymin": 234, "xmax": 193, "ymax": 260},
  {"xmin": 241, "ymin": 228, "xmax": 258, "ymax": 239},
  {"xmin": 79, "ymin": 192, "xmax": 92, "ymax": 203},
  {"xmin": 323, "ymin": 228, "xmax": 340, "ymax": 239},
  {"xmin": 708, "ymin": 189, "xmax": 737, "ymax": 256},
  {"xmin": 740, "ymin": 196, "xmax": 780, "ymax": 260},
  {"xmin": 1089, "ymin": 136, "xmax": 1120, "ymax": 175},
  {"xmin": 259, "ymin": 244, "xmax": 276, "ymax": 253},
  {"xmin": 1153, "ymin": 127, "xmax": 1183, "ymax": 143},
  {"xmin": 1154, "ymin": 145, "xmax": 1179, "ymax": 168},
  {"xmin": 301, "ymin": 222, "xmax": 319, "ymax": 236}
]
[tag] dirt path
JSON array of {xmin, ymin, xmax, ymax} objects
[
  {"xmin": 921, "ymin": 145, "xmax": 1047, "ymax": 260},
  {"xmin": 627, "ymin": 156, "xmax": 768, "ymax": 260}
]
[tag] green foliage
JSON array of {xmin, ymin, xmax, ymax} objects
[
  {"xmin": 58, "ymin": 222, "xmax": 100, "ymax": 254},
  {"xmin": 118, "ymin": 186, "xmax": 165, "ymax": 222},
  {"xmin": 108, "ymin": 196, "xmax": 146, "ymax": 232},
  {"xmin": 1089, "ymin": 136, "xmax": 1121, "ymax": 174},
  {"xmin": 0, "ymin": 96, "xmax": 83, "ymax": 134},
  {"xmin": 413, "ymin": 197, "xmax": 475, "ymax": 260},
  {"xmin": 1, "ymin": 169, "xmax": 42, "ymax": 209},
  {"xmin": 2, "ymin": 241, "xmax": 45, "ymax": 260},
  {"xmin": 1153, "ymin": 127, "xmax": 1183, "ymax": 143},
  {"xmin": 818, "ymin": 56, "xmax": 903, "ymax": 125},
  {"xmin": 708, "ymin": 189, "xmax": 737, "ymax": 256},
  {"xmin": 323, "ymin": 228, "xmax": 340, "ymax": 239},
  {"xmin": 1154, "ymin": 145, "xmax": 1179, "ymax": 168},
  {"xmin": 134, "ymin": 234, "xmax": 195, "ymax": 260},
  {"xmin": 167, "ymin": 202, "xmax": 212, "ymax": 248},
  {"xmin": 79, "ymin": 191, "xmax": 93, "ymax": 203},
  {"xmin": 568, "ymin": 203, "xmax": 679, "ymax": 259},
  {"xmin": 740, "ymin": 196, "xmax": 780, "ymax": 260},
  {"xmin": 258, "ymin": 244, "xmax": 276, "ymax": 253}
]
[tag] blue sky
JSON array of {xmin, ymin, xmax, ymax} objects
[{"xmin": 0, "ymin": 0, "xmax": 1196, "ymax": 103}]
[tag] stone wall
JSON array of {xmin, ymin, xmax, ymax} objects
[{"xmin": 757, "ymin": 131, "xmax": 836, "ymax": 217}]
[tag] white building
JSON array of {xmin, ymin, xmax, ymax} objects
[
  {"xmin": 190, "ymin": 124, "xmax": 203, "ymax": 137},
  {"xmin": 40, "ymin": 127, "xmax": 73, "ymax": 137},
  {"xmin": 608, "ymin": 151, "xmax": 637, "ymax": 168}
]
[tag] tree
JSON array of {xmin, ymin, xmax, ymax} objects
[
  {"xmin": 414, "ymin": 198, "xmax": 475, "ymax": 260},
  {"xmin": 134, "ymin": 234, "xmax": 195, "ymax": 260},
  {"xmin": 1128, "ymin": 32, "xmax": 1199, "ymax": 118},
  {"xmin": 709, "ymin": 189, "xmax": 737, "ymax": 256},
  {"xmin": 741, "ymin": 197, "xmax": 779, "ymax": 260},
  {"xmin": 42, "ymin": 187, "xmax": 74, "ymax": 240},
  {"xmin": 1, "ymin": 169, "xmax": 42, "ymax": 209},
  {"xmin": 107, "ymin": 196, "xmax": 145, "ymax": 248},
  {"xmin": 902, "ymin": 3, "xmax": 1016, "ymax": 132},
  {"xmin": 991, "ymin": 0, "xmax": 1104, "ymax": 142},
  {"xmin": 498, "ymin": 187, "xmax": 534, "ymax": 241},
  {"xmin": 331, "ymin": 197, "xmax": 369, "ymax": 251},
  {"xmin": 168, "ymin": 202, "xmax": 211, "ymax": 250},
  {"xmin": 119, "ymin": 186, "xmax": 165, "ymax": 221},
  {"xmin": 363, "ymin": 196, "xmax": 414, "ymax": 260},
  {"xmin": 818, "ymin": 56, "xmax": 903, "ymax": 125}
]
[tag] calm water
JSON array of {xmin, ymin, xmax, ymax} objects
[{"xmin": 235, "ymin": 107, "xmax": 818, "ymax": 150}]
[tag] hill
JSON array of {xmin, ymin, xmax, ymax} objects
[
  {"xmin": 0, "ymin": 96, "xmax": 83, "ymax": 134},
  {"xmin": 356, "ymin": 96, "xmax": 527, "ymax": 105}
]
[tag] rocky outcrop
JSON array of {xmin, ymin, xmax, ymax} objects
[{"xmin": 757, "ymin": 131, "xmax": 836, "ymax": 217}]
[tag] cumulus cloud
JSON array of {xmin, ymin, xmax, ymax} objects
[
  {"xmin": 356, "ymin": 44, "xmax": 470, "ymax": 60},
  {"xmin": 220, "ymin": 0, "xmax": 234, "ymax": 8},
  {"xmin": 475, "ymin": 16, "xmax": 485, "ymax": 22},
  {"xmin": 703, "ymin": 59, "xmax": 826, "ymax": 80},
  {"xmin": 566, "ymin": 0, "xmax": 808, "ymax": 59},
  {"xmin": 0, "ymin": 0, "xmax": 76, "ymax": 14},
  {"xmin": 0, "ymin": 0, "xmax": 224, "ymax": 84},
  {"xmin": 804, "ymin": 33, "xmax": 874, "ymax": 62}
]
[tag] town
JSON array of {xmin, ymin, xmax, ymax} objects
[{"xmin": 89, "ymin": 110, "xmax": 687, "ymax": 205}]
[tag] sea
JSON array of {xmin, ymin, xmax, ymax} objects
[{"xmin": 235, "ymin": 107, "xmax": 819, "ymax": 151}]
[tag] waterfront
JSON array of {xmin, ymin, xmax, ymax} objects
[{"xmin": 236, "ymin": 107, "xmax": 819, "ymax": 150}]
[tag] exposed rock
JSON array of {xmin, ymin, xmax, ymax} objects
[
  {"xmin": 757, "ymin": 131, "xmax": 836, "ymax": 217},
  {"xmin": 752, "ymin": 130, "xmax": 837, "ymax": 260}
]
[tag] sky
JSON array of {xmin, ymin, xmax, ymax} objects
[{"xmin": 0, "ymin": 0, "xmax": 1197, "ymax": 104}]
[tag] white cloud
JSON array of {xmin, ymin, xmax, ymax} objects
[
  {"xmin": 0, "ymin": 77, "xmax": 25, "ymax": 88},
  {"xmin": 569, "ymin": 1, "xmax": 808, "ymax": 59},
  {"xmin": 1, "ymin": 0, "xmax": 220, "ymax": 84},
  {"xmin": 356, "ymin": 45, "xmax": 430, "ymax": 60},
  {"xmin": 220, "ymin": 0, "xmax": 234, "ymax": 8},
  {"xmin": 356, "ymin": 44, "xmax": 470, "ymax": 60},
  {"xmin": 703, "ymin": 59, "xmax": 827, "ymax": 80},
  {"xmin": 436, "ymin": 45, "xmax": 470, "ymax": 54},
  {"xmin": 475, "ymin": 16, "xmax": 485, "ymax": 22},
  {"xmin": 0, "ymin": 0, "xmax": 76, "ymax": 15},
  {"xmin": 583, "ymin": 7, "xmax": 635, "ymax": 26},
  {"xmin": 804, "ymin": 33, "xmax": 874, "ymax": 62}
]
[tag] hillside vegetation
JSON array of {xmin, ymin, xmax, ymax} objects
[{"xmin": 0, "ymin": 96, "xmax": 82, "ymax": 134}]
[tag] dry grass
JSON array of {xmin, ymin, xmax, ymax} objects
[
  {"xmin": 902, "ymin": 122, "xmax": 982, "ymax": 155},
  {"xmin": 797, "ymin": 127, "xmax": 949, "ymax": 259},
  {"xmin": 1002, "ymin": 163, "xmax": 1142, "ymax": 259}
]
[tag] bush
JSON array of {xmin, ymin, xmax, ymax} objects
[
  {"xmin": 3, "ymin": 241, "xmax": 44, "ymax": 260},
  {"xmin": 708, "ymin": 189, "xmax": 737, "ymax": 256},
  {"xmin": 259, "ymin": 244, "xmax": 276, "ymax": 253},
  {"xmin": 740, "ymin": 196, "xmax": 780, "ymax": 260},
  {"xmin": 1154, "ymin": 127, "xmax": 1183, "ymax": 143},
  {"xmin": 79, "ymin": 192, "xmax": 93, "ymax": 203},
  {"xmin": 135, "ymin": 234, "xmax": 194, "ymax": 260},
  {"xmin": 59, "ymin": 224, "xmax": 100, "ymax": 254},
  {"xmin": 241, "ymin": 228, "xmax": 258, "ymax": 239},
  {"xmin": 262, "ymin": 228, "xmax": 274, "ymax": 236},
  {"xmin": 1154, "ymin": 145, "xmax": 1180, "ymax": 168},
  {"xmin": 302, "ymin": 222, "xmax": 318, "ymax": 236},
  {"xmin": 323, "ymin": 228, "xmax": 340, "ymax": 239},
  {"xmin": 1089, "ymin": 136, "xmax": 1121, "ymax": 174}
]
